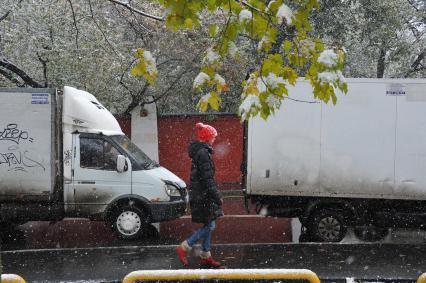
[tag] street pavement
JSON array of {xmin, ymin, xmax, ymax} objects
[
  {"xmin": 2, "ymin": 242, "xmax": 426, "ymax": 283},
  {"xmin": 1, "ymin": 222, "xmax": 426, "ymax": 283}
]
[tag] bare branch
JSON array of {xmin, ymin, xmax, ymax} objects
[
  {"xmin": 123, "ymin": 82, "xmax": 149, "ymax": 115},
  {"xmin": 36, "ymin": 52, "xmax": 49, "ymax": 87},
  {"xmin": 108, "ymin": 0, "xmax": 164, "ymax": 21},
  {"xmin": 0, "ymin": 10, "xmax": 11, "ymax": 23},
  {"xmin": 67, "ymin": 0, "xmax": 79, "ymax": 49},
  {"xmin": 112, "ymin": 5, "xmax": 152, "ymax": 46},
  {"xmin": 235, "ymin": 0, "xmax": 262, "ymax": 13},
  {"xmin": 0, "ymin": 57, "xmax": 42, "ymax": 88},
  {"xmin": 0, "ymin": 0, "xmax": 23, "ymax": 23},
  {"xmin": 0, "ymin": 68, "xmax": 23, "ymax": 86},
  {"xmin": 88, "ymin": 0, "xmax": 121, "ymax": 59},
  {"xmin": 412, "ymin": 50, "xmax": 426, "ymax": 69},
  {"xmin": 404, "ymin": 49, "xmax": 426, "ymax": 77}
]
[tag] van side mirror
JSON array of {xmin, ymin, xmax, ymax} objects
[{"xmin": 117, "ymin": 155, "xmax": 127, "ymax": 173}]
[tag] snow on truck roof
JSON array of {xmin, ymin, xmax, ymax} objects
[{"xmin": 62, "ymin": 86, "xmax": 123, "ymax": 135}]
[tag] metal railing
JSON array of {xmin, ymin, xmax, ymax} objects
[
  {"xmin": 1, "ymin": 274, "xmax": 26, "ymax": 283},
  {"xmin": 122, "ymin": 269, "xmax": 320, "ymax": 283},
  {"xmin": 417, "ymin": 273, "xmax": 426, "ymax": 283}
]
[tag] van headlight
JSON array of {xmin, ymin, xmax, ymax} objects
[{"xmin": 165, "ymin": 183, "xmax": 181, "ymax": 197}]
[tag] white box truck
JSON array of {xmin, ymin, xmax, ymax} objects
[
  {"xmin": 0, "ymin": 86, "xmax": 186, "ymax": 240},
  {"xmin": 246, "ymin": 78, "xmax": 426, "ymax": 242}
]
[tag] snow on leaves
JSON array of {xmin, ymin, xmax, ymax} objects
[
  {"xmin": 194, "ymin": 71, "xmax": 229, "ymax": 112},
  {"xmin": 318, "ymin": 49, "xmax": 339, "ymax": 67},
  {"xmin": 239, "ymin": 9, "xmax": 253, "ymax": 23},
  {"xmin": 131, "ymin": 48, "xmax": 158, "ymax": 86},
  {"xmin": 276, "ymin": 4, "xmax": 294, "ymax": 25},
  {"xmin": 130, "ymin": 0, "xmax": 347, "ymax": 120}
]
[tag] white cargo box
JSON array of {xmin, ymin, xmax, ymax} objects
[
  {"xmin": 247, "ymin": 79, "xmax": 426, "ymax": 201},
  {"xmin": 0, "ymin": 89, "xmax": 57, "ymax": 200}
]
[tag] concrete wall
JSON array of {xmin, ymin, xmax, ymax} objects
[{"xmin": 130, "ymin": 103, "xmax": 159, "ymax": 161}]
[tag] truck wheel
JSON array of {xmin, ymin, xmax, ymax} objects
[
  {"xmin": 354, "ymin": 225, "xmax": 389, "ymax": 242},
  {"xmin": 310, "ymin": 209, "xmax": 347, "ymax": 242},
  {"xmin": 112, "ymin": 206, "xmax": 147, "ymax": 240}
]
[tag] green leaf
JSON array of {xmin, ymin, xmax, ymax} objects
[
  {"xmin": 209, "ymin": 91, "xmax": 221, "ymax": 110},
  {"xmin": 283, "ymin": 40, "xmax": 293, "ymax": 53},
  {"xmin": 208, "ymin": 24, "xmax": 219, "ymax": 37},
  {"xmin": 184, "ymin": 18, "xmax": 194, "ymax": 29}
]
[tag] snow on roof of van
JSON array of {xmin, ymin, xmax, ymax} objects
[{"xmin": 62, "ymin": 86, "xmax": 123, "ymax": 135}]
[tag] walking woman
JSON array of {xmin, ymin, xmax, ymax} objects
[{"xmin": 176, "ymin": 122, "xmax": 223, "ymax": 268}]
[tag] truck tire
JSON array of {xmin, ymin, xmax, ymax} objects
[
  {"xmin": 309, "ymin": 209, "xmax": 347, "ymax": 242},
  {"xmin": 111, "ymin": 206, "xmax": 148, "ymax": 240},
  {"xmin": 354, "ymin": 225, "xmax": 389, "ymax": 242}
]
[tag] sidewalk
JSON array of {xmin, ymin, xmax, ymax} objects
[{"xmin": 160, "ymin": 196, "xmax": 293, "ymax": 244}]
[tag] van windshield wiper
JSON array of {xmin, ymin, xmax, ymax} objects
[{"xmin": 144, "ymin": 159, "xmax": 159, "ymax": 169}]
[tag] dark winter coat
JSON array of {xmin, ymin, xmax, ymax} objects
[{"xmin": 188, "ymin": 140, "xmax": 223, "ymax": 224}]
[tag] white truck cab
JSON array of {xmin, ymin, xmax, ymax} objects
[{"xmin": 0, "ymin": 86, "xmax": 186, "ymax": 240}]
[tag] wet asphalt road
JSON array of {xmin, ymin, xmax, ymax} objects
[
  {"xmin": 2, "ymin": 242, "xmax": 426, "ymax": 282},
  {"xmin": 1, "ymin": 222, "xmax": 426, "ymax": 283}
]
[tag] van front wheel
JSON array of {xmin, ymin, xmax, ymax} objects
[{"xmin": 112, "ymin": 206, "xmax": 147, "ymax": 240}]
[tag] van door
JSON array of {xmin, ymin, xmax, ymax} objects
[{"xmin": 71, "ymin": 133, "xmax": 132, "ymax": 217}]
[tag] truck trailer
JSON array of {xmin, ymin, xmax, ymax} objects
[
  {"xmin": 246, "ymin": 78, "xmax": 426, "ymax": 242},
  {"xmin": 0, "ymin": 86, "xmax": 186, "ymax": 240}
]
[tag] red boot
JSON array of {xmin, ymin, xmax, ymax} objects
[
  {"xmin": 199, "ymin": 251, "xmax": 221, "ymax": 268},
  {"xmin": 176, "ymin": 241, "xmax": 190, "ymax": 267}
]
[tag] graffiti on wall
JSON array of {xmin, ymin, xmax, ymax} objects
[
  {"xmin": 0, "ymin": 123, "xmax": 45, "ymax": 172},
  {"xmin": 64, "ymin": 149, "xmax": 72, "ymax": 166}
]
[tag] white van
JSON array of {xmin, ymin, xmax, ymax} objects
[{"xmin": 0, "ymin": 86, "xmax": 186, "ymax": 240}]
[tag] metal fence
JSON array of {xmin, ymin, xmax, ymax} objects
[{"xmin": 122, "ymin": 269, "xmax": 320, "ymax": 283}]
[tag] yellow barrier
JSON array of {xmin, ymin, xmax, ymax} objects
[
  {"xmin": 417, "ymin": 273, "xmax": 426, "ymax": 283},
  {"xmin": 0, "ymin": 274, "xmax": 26, "ymax": 283},
  {"xmin": 122, "ymin": 269, "xmax": 320, "ymax": 283}
]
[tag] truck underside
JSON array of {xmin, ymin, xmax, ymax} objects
[{"xmin": 250, "ymin": 194, "xmax": 426, "ymax": 242}]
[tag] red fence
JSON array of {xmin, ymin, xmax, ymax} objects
[
  {"xmin": 116, "ymin": 116, "xmax": 131, "ymax": 137},
  {"xmin": 158, "ymin": 115, "xmax": 244, "ymax": 191},
  {"xmin": 118, "ymin": 114, "xmax": 292, "ymax": 243}
]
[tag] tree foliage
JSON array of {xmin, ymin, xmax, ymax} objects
[
  {"xmin": 1, "ymin": 0, "xmax": 424, "ymax": 119},
  {"xmin": 0, "ymin": 0, "xmax": 209, "ymax": 114},
  {"xmin": 131, "ymin": 0, "xmax": 348, "ymax": 120},
  {"xmin": 313, "ymin": 0, "xmax": 426, "ymax": 79}
]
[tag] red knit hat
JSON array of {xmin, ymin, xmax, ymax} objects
[{"xmin": 195, "ymin": 122, "xmax": 217, "ymax": 142}]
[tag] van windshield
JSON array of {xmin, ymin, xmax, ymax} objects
[{"xmin": 110, "ymin": 135, "xmax": 158, "ymax": 170}]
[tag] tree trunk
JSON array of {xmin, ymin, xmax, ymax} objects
[{"xmin": 376, "ymin": 47, "xmax": 386, "ymax": 78}]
